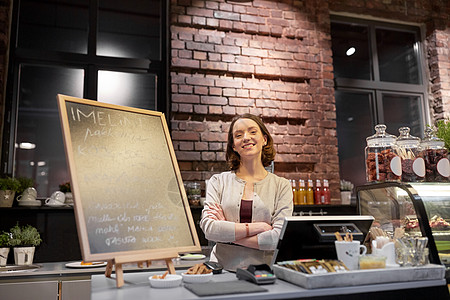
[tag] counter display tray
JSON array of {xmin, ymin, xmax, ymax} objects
[{"xmin": 273, "ymin": 264, "xmax": 445, "ymax": 289}]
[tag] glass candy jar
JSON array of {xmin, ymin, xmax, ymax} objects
[
  {"xmin": 395, "ymin": 127, "xmax": 425, "ymax": 182},
  {"xmin": 419, "ymin": 128, "xmax": 450, "ymax": 182},
  {"xmin": 365, "ymin": 124, "xmax": 402, "ymax": 182}
]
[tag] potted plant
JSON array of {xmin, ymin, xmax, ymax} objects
[
  {"xmin": 59, "ymin": 181, "xmax": 73, "ymax": 204},
  {"xmin": 16, "ymin": 177, "xmax": 34, "ymax": 196},
  {"xmin": 9, "ymin": 224, "xmax": 42, "ymax": 265},
  {"xmin": 0, "ymin": 231, "xmax": 11, "ymax": 266},
  {"xmin": 340, "ymin": 180, "xmax": 354, "ymax": 205},
  {"xmin": 0, "ymin": 177, "xmax": 21, "ymax": 207},
  {"xmin": 435, "ymin": 119, "xmax": 450, "ymax": 152}
]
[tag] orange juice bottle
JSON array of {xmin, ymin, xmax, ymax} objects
[
  {"xmin": 298, "ymin": 179, "xmax": 306, "ymax": 205},
  {"xmin": 306, "ymin": 179, "xmax": 314, "ymax": 205},
  {"xmin": 291, "ymin": 179, "xmax": 297, "ymax": 205}
]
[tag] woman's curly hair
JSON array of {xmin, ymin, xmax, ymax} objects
[{"xmin": 226, "ymin": 113, "xmax": 275, "ymax": 170}]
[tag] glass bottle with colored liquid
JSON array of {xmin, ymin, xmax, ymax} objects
[
  {"xmin": 298, "ymin": 179, "xmax": 306, "ymax": 205},
  {"xmin": 322, "ymin": 179, "xmax": 331, "ymax": 204},
  {"xmin": 314, "ymin": 179, "xmax": 322, "ymax": 204},
  {"xmin": 291, "ymin": 180, "xmax": 297, "ymax": 205},
  {"xmin": 306, "ymin": 179, "xmax": 314, "ymax": 205}
]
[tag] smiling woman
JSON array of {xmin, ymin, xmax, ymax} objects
[{"xmin": 200, "ymin": 113, "xmax": 293, "ymax": 271}]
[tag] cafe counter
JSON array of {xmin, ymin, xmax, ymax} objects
[
  {"xmin": 0, "ymin": 258, "xmax": 202, "ymax": 300},
  {"xmin": 91, "ymin": 267, "xmax": 449, "ymax": 300}
]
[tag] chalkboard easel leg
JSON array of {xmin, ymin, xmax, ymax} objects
[
  {"xmin": 165, "ymin": 258, "xmax": 176, "ymax": 274},
  {"xmin": 105, "ymin": 260, "xmax": 114, "ymax": 278},
  {"xmin": 115, "ymin": 263, "xmax": 124, "ymax": 288}
]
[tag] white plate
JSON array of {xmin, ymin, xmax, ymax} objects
[
  {"xmin": 149, "ymin": 274, "xmax": 182, "ymax": 288},
  {"xmin": 180, "ymin": 254, "xmax": 206, "ymax": 260},
  {"xmin": 181, "ymin": 272, "xmax": 213, "ymax": 283},
  {"xmin": 45, "ymin": 203, "xmax": 66, "ymax": 207},
  {"xmin": 65, "ymin": 261, "xmax": 107, "ymax": 268}
]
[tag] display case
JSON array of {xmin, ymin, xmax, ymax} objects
[{"xmin": 356, "ymin": 182, "xmax": 450, "ymax": 279}]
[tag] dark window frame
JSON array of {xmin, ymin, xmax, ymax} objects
[
  {"xmin": 331, "ymin": 15, "xmax": 429, "ymax": 186},
  {"xmin": 2, "ymin": 0, "xmax": 169, "ymax": 177}
]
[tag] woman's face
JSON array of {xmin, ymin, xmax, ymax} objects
[{"xmin": 232, "ymin": 118, "xmax": 267, "ymax": 161}]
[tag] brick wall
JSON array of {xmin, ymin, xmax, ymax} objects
[
  {"xmin": 170, "ymin": 0, "xmax": 340, "ymax": 196},
  {"xmin": 170, "ymin": 0, "xmax": 450, "ymax": 198}
]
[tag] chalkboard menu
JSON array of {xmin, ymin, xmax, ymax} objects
[{"xmin": 58, "ymin": 95, "xmax": 200, "ymax": 261}]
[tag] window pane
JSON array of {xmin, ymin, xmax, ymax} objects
[
  {"xmin": 331, "ymin": 23, "xmax": 371, "ymax": 80},
  {"xmin": 335, "ymin": 91, "xmax": 374, "ymax": 188},
  {"xmin": 18, "ymin": 0, "xmax": 88, "ymax": 54},
  {"xmin": 376, "ymin": 29, "xmax": 420, "ymax": 84},
  {"xmin": 382, "ymin": 94, "xmax": 424, "ymax": 137},
  {"xmin": 98, "ymin": 71, "xmax": 157, "ymax": 110},
  {"xmin": 15, "ymin": 65, "xmax": 84, "ymax": 196},
  {"xmin": 97, "ymin": 0, "xmax": 161, "ymax": 59}
]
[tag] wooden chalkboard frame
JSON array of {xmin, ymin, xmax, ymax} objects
[{"xmin": 57, "ymin": 94, "xmax": 201, "ymax": 265}]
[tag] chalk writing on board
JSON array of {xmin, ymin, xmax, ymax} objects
[{"xmin": 59, "ymin": 97, "xmax": 199, "ymax": 257}]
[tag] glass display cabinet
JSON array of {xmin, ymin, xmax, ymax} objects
[{"xmin": 356, "ymin": 182, "xmax": 450, "ymax": 278}]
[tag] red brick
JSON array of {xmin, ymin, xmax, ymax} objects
[
  {"xmin": 201, "ymin": 96, "xmax": 228, "ymax": 105},
  {"xmin": 175, "ymin": 151, "xmax": 201, "ymax": 161},
  {"xmin": 178, "ymin": 84, "xmax": 193, "ymax": 94},
  {"xmin": 200, "ymin": 61, "xmax": 228, "ymax": 71},
  {"xmin": 172, "ymin": 131, "xmax": 199, "ymax": 141},
  {"xmin": 194, "ymin": 86, "xmax": 208, "ymax": 95},
  {"xmin": 214, "ymin": 11, "xmax": 240, "ymax": 21},
  {"xmin": 209, "ymin": 105, "xmax": 223, "ymax": 115},
  {"xmin": 222, "ymin": 106, "xmax": 236, "ymax": 115},
  {"xmin": 186, "ymin": 76, "xmax": 215, "ymax": 86},
  {"xmin": 179, "ymin": 141, "xmax": 194, "ymax": 151},
  {"xmin": 215, "ymin": 78, "xmax": 242, "ymax": 88},
  {"xmin": 215, "ymin": 45, "xmax": 241, "ymax": 55},
  {"xmin": 178, "ymin": 103, "xmax": 193, "ymax": 113},
  {"xmin": 195, "ymin": 142, "xmax": 209, "ymax": 151},
  {"xmin": 229, "ymin": 97, "xmax": 255, "ymax": 107},
  {"xmin": 206, "ymin": 18, "xmax": 219, "ymax": 27},
  {"xmin": 209, "ymin": 142, "xmax": 223, "ymax": 151},
  {"xmin": 242, "ymin": 48, "xmax": 268, "ymax": 57},
  {"xmin": 241, "ymin": 14, "xmax": 266, "ymax": 24},
  {"xmin": 172, "ymin": 94, "xmax": 200, "ymax": 103},
  {"xmin": 201, "ymin": 131, "xmax": 227, "ymax": 142},
  {"xmin": 187, "ymin": 7, "xmax": 213, "ymax": 18},
  {"xmin": 228, "ymin": 63, "xmax": 254, "ymax": 74},
  {"xmin": 194, "ymin": 104, "xmax": 208, "ymax": 114},
  {"xmin": 209, "ymin": 87, "xmax": 222, "ymax": 95},
  {"xmin": 193, "ymin": 51, "xmax": 207, "ymax": 60},
  {"xmin": 172, "ymin": 57, "xmax": 199, "ymax": 69},
  {"xmin": 202, "ymin": 152, "xmax": 216, "ymax": 161},
  {"xmin": 186, "ymin": 41, "xmax": 215, "ymax": 52}
]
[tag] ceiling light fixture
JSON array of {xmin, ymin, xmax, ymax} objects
[{"xmin": 346, "ymin": 47, "xmax": 356, "ymax": 56}]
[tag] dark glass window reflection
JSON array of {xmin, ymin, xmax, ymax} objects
[
  {"xmin": 18, "ymin": 0, "xmax": 89, "ymax": 54},
  {"xmin": 15, "ymin": 65, "xmax": 84, "ymax": 196},
  {"xmin": 331, "ymin": 23, "xmax": 371, "ymax": 80},
  {"xmin": 376, "ymin": 29, "xmax": 420, "ymax": 84},
  {"xmin": 97, "ymin": 71, "xmax": 156, "ymax": 110},
  {"xmin": 98, "ymin": 0, "xmax": 161, "ymax": 59},
  {"xmin": 335, "ymin": 91, "xmax": 374, "ymax": 188},
  {"xmin": 382, "ymin": 94, "xmax": 423, "ymax": 137}
]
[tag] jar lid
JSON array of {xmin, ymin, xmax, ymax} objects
[
  {"xmin": 421, "ymin": 127, "xmax": 445, "ymax": 149},
  {"xmin": 396, "ymin": 127, "xmax": 420, "ymax": 147},
  {"xmin": 366, "ymin": 124, "xmax": 396, "ymax": 146}
]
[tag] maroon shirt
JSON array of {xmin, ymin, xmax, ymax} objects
[{"xmin": 240, "ymin": 199, "xmax": 253, "ymax": 223}]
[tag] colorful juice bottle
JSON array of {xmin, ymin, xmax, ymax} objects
[
  {"xmin": 322, "ymin": 179, "xmax": 331, "ymax": 204},
  {"xmin": 315, "ymin": 179, "xmax": 322, "ymax": 204},
  {"xmin": 306, "ymin": 179, "xmax": 314, "ymax": 205},
  {"xmin": 291, "ymin": 179, "xmax": 297, "ymax": 205},
  {"xmin": 298, "ymin": 179, "xmax": 306, "ymax": 205}
]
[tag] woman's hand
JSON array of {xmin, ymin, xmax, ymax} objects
[
  {"xmin": 249, "ymin": 222, "xmax": 272, "ymax": 235},
  {"xmin": 206, "ymin": 202, "xmax": 225, "ymax": 221}
]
